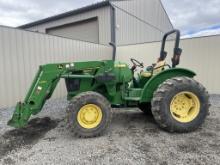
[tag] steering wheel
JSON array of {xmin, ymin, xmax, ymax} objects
[{"xmin": 130, "ymin": 58, "xmax": 144, "ymax": 68}]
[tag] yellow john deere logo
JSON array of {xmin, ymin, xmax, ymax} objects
[
  {"xmin": 39, "ymin": 80, "xmax": 47, "ymax": 84},
  {"xmin": 115, "ymin": 64, "xmax": 127, "ymax": 68}
]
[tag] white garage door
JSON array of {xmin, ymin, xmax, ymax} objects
[{"xmin": 46, "ymin": 18, "xmax": 99, "ymax": 43}]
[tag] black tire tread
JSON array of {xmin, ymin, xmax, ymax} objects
[
  {"xmin": 66, "ymin": 91, "xmax": 112, "ymax": 138},
  {"xmin": 151, "ymin": 77, "xmax": 210, "ymax": 133}
]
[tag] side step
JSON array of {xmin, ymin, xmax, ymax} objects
[
  {"xmin": 124, "ymin": 97, "xmax": 140, "ymax": 101},
  {"xmin": 124, "ymin": 88, "xmax": 142, "ymax": 101}
]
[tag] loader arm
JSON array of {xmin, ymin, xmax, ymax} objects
[{"xmin": 8, "ymin": 63, "xmax": 74, "ymax": 128}]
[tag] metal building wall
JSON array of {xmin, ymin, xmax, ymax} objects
[
  {"xmin": 24, "ymin": 6, "xmax": 111, "ymax": 45},
  {"xmin": 112, "ymin": 0, "xmax": 173, "ymax": 45},
  {"xmin": 116, "ymin": 35, "xmax": 220, "ymax": 94},
  {"xmin": 22, "ymin": 0, "xmax": 173, "ymax": 46},
  {"xmin": 0, "ymin": 26, "xmax": 112, "ymax": 108}
]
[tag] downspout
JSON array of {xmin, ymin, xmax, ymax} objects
[{"xmin": 109, "ymin": 2, "xmax": 116, "ymax": 61}]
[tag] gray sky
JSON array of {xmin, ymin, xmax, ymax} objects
[
  {"xmin": 161, "ymin": 0, "xmax": 220, "ymax": 37},
  {"xmin": 0, "ymin": 0, "xmax": 220, "ymax": 37}
]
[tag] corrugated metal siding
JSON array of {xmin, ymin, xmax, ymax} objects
[
  {"xmin": 0, "ymin": 26, "xmax": 112, "ymax": 108},
  {"xmin": 112, "ymin": 0, "xmax": 173, "ymax": 45},
  {"xmin": 24, "ymin": 6, "xmax": 111, "ymax": 45},
  {"xmin": 116, "ymin": 35, "xmax": 220, "ymax": 94}
]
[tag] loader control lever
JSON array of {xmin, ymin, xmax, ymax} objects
[{"xmin": 130, "ymin": 58, "xmax": 144, "ymax": 71}]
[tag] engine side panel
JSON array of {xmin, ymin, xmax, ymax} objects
[{"xmin": 66, "ymin": 60, "xmax": 133, "ymax": 105}]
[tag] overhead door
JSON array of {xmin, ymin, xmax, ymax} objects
[{"xmin": 46, "ymin": 18, "xmax": 99, "ymax": 43}]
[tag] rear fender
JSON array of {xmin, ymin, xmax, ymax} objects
[{"xmin": 140, "ymin": 68, "xmax": 196, "ymax": 102}]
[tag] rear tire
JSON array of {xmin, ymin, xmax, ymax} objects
[
  {"xmin": 66, "ymin": 92, "xmax": 112, "ymax": 138},
  {"xmin": 151, "ymin": 77, "xmax": 210, "ymax": 133}
]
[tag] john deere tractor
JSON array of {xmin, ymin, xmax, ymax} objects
[{"xmin": 8, "ymin": 30, "xmax": 210, "ymax": 137}]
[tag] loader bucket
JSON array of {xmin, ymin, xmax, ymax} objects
[{"xmin": 7, "ymin": 102, "xmax": 30, "ymax": 128}]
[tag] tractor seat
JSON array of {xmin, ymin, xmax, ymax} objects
[{"xmin": 140, "ymin": 60, "xmax": 166, "ymax": 78}]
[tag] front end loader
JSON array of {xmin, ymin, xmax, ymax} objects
[{"xmin": 8, "ymin": 30, "xmax": 210, "ymax": 138}]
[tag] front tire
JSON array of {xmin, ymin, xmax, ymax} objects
[
  {"xmin": 151, "ymin": 77, "xmax": 210, "ymax": 133},
  {"xmin": 67, "ymin": 92, "xmax": 112, "ymax": 138}
]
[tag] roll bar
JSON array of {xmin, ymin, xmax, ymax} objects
[{"xmin": 159, "ymin": 29, "xmax": 182, "ymax": 68}]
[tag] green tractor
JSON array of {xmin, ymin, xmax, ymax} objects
[{"xmin": 8, "ymin": 30, "xmax": 210, "ymax": 137}]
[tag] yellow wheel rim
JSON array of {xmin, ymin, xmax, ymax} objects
[
  {"xmin": 170, "ymin": 92, "xmax": 200, "ymax": 123},
  {"xmin": 77, "ymin": 104, "xmax": 102, "ymax": 129}
]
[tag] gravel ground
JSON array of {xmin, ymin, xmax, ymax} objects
[{"xmin": 0, "ymin": 95, "xmax": 219, "ymax": 165}]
